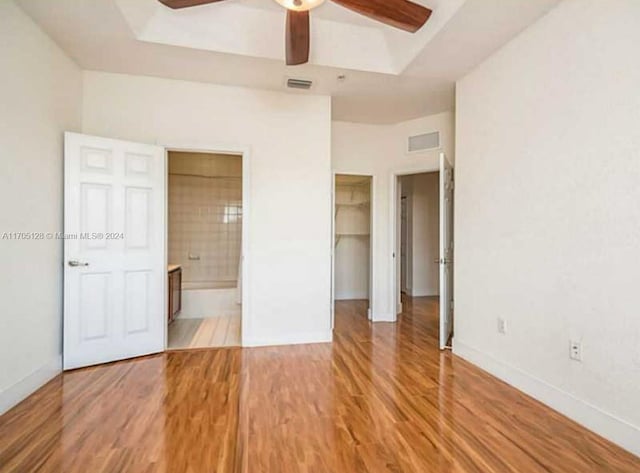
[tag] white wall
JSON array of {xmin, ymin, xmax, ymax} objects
[
  {"xmin": 455, "ymin": 0, "xmax": 640, "ymax": 456},
  {"xmin": 0, "ymin": 1, "xmax": 82, "ymax": 414},
  {"xmin": 403, "ymin": 173, "xmax": 439, "ymax": 297},
  {"xmin": 332, "ymin": 112, "xmax": 454, "ymax": 320},
  {"xmin": 82, "ymin": 71, "xmax": 332, "ymax": 347},
  {"xmin": 334, "ymin": 236, "xmax": 370, "ymax": 300}
]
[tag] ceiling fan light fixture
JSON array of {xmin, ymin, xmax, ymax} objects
[
  {"xmin": 273, "ymin": 0, "xmax": 326, "ymax": 12},
  {"xmin": 158, "ymin": 0, "xmax": 432, "ymax": 66}
]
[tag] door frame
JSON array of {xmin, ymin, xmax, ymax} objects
[
  {"xmin": 331, "ymin": 171, "xmax": 376, "ymax": 327},
  {"xmin": 389, "ymin": 160, "xmax": 440, "ymax": 323},
  {"xmin": 400, "ymin": 195, "xmax": 410, "ymax": 295},
  {"xmin": 162, "ymin": 141, "xmax": 252, "ymax": 348}
]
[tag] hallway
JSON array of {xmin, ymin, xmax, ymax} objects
[{"xmin": 1, "ymin": 298, "xmax": 638, "ymax": 472}]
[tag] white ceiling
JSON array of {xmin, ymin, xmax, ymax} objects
[
  {"xmin": 17, "ymin": 0, "xmax": 560, "ymax": 124},
  {"xmin": 115, "ymin": 0, "xmax": 455, "ymax": 75}
]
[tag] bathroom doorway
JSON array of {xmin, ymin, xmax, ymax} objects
[{"xmin": 166, "ymin": 151, "xmax": 243, "ymax": 349}]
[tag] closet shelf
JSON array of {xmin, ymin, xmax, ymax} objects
[
  {"xmin": 335, "ymin": 233, "xmax": 370, "ymax": 247},
  {"xmin": 335, "ymin": 201, "xmax": 370, "ymax": 207}
]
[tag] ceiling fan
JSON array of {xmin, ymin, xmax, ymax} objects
[{"xmin": 158, "ymin": 0, "xmax": 432, "ymax": 66}]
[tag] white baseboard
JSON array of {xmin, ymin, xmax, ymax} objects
[
  {"xmin": 243, "ymin": 330, "xmax": 333, "ymax": 348},
  {"xmin": 453, "ymin": 341, "xmax": 640, "ymax": 458},
  {"xmin": 373, "ymin": 312, "xmax": 396, "ymax": 322},
  {"xmin": 0, "ymin": 355, "xmax": 62, "ymax": 416},
  {"xmin": 335, "ymin": 294, "xmax": 369, "ymax": 301}
]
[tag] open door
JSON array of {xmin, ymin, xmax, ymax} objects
[
  {"xmin": 439, "ymin": 153, "xmax": 454, "ymax": 349},
  {"xmin": 63, "ymin": 132, "xmax": 165, "ymax": 370}
]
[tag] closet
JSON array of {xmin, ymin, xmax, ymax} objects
[{"xmin": 334, "ymin": 175, "xmax": 372, "ymax": 313}]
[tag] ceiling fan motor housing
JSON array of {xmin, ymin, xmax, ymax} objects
[{"xmin": 273, "ymin": 0, "xmax": 327, "ymax": 12}]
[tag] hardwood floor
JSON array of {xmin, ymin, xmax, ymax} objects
[
  {"xmin": 168, "ymin": 316, "xmax": 241, "ymax": 350},
  {"xmin": 1, "ymin": 297, "xmax": 638, "ymax": 472}
]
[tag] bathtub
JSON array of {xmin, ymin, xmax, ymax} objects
[{"xmin": 179, "ymin": 280, "xmax": 241, "ymax": 319}]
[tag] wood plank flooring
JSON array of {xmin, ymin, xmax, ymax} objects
[
  {"xmin": 167, "ymin": 316, "xmax": 241, "ymax": 350},
  {"xmin": 1, "ymin": 297, "xmax": 639, "ymax": 472}
]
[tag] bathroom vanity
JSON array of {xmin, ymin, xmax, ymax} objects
[{"xmin": 168, "ymin": 265, "xmax": 182, "ymax": 324}]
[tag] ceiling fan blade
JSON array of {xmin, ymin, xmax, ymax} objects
[
  {"xmin": 286, "ymin": 10, "xmax": 310, "ymax": 66},
  {"xmin": 158, "ymin": 0, "xmax": 228, "ymax": 9},
  {"xmin": 331, "ymin": 0, "xmax": 432, "ymax": 33}
]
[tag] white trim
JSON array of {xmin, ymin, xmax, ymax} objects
[
  {"xmin": 389, "ymin": 163, "xmax": 440, "ymax": 323},
  {"xmin": 162, "ymin": 141, "xmax": 252, "ymax": 347},
  {"xmin": 453, "ymin": 340, "xmax": 640, "ymax": 458},
  {"xmin": 163, "ymin": 148, "xmax": 169, "ymax": 350},
  {"xmin": 330, "ymin": 172, "xmax": 336, "ymax": 329},
  {"xmin": 370, "ymin": 175, "xmax": 376, "ymax": 321},
  {"xmin": 244, "ymin": 330, "xmax": 333, "ymax": 348},
  {"xmin": 374, "ymin": 312, "xmax": 396, "ymax": 322},
  {"xmin": 0, "ymin": 356, "xmax": 61, "ymax": 415}
]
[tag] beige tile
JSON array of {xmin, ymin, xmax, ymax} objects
[
  {"xmin": 168, "ymin": 316, "xmax": 241, "ymax": 350},
  {"xmin": 191, "ymin": 317, "xmax": 219, "ymax": 348}
]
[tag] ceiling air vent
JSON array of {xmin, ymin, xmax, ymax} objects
[
  {"xmin": 287, "ymin": 78, "xmax": 313, "ymax": 90},
  {"xmin": 407, "ymin": 131, "xmax": 440, "ymax": 154}
]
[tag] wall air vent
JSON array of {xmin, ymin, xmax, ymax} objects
[
  {"xmin": 407, "ymin": 131, "xmax": 440, "ymax": 154},
  {"xmin": 287, "ymin": 78, "xmax": 313, "ymax": 90}
]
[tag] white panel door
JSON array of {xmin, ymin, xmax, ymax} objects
[
  {"xmin": 439, "ymin": 153, "xmax": 454, "ymax": 349},
  {"xmin": 64, "ymin": 132, "xmax": 165, "ymax": 370}
]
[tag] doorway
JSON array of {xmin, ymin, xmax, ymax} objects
[
  {"xmin": 399, "ymin": 172, "xmax": 440, "ymax": 303},
  {"xmin": 63, "ymin": 133, "xmax": 251, "ymax": 370},
  {"xmin": 166, "ymin": 151, "xmax": 243, "ymax": 350},
  {"xmin": 391, "ymin": 154, "xmax": 454, "ymax": 349},
  {"xmin": 333, "ymin": 174, "xmax": 373, "ymax": 325}
]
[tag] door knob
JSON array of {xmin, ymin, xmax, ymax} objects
[{"xmin": 68, "ymin": 260, "xmax": 89, "ymax": 267}]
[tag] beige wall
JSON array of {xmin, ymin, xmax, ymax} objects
[
  {"xmin": 168, "ymin": 152, "xmax": 242, "ymax": 178},
  {"xmin": 168, "ymin": 152, "xmax": 242, "ymax": 288},
  {"xmin": 455, "ymin": 0, "xmax": 640, "ymax": 455},
  {"xmin": 0, "ymin": 1, "xmax": 82, "ymax": 414}
]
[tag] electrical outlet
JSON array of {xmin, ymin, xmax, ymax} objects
[
  {"xmin": 497, "ymin": 318, "xmax": 507, "ymax": 335},
  {"xmin": 570, "ymin": 341, "xmax": 582, "ymax": 361}
]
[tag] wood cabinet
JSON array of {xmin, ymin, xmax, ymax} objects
[{"xmin": 168, "ymin": 266, "xmax": 182, "ymax": 324}]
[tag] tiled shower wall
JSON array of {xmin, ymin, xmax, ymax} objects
[{"xmin": 168, "ymin": 152, "xmax": 242, "ymax": 288}]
